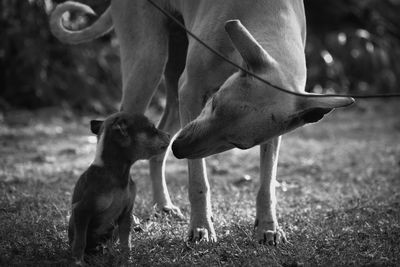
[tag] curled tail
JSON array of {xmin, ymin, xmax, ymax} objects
[{"xmin": 49, "ymin": 1, "xmax": 113, "ymax": 44}]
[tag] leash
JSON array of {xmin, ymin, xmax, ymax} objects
[{"xmin": 147, "ymin": 0, "xmax": 400, "ymax": 99}]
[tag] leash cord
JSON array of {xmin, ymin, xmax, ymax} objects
[{"xmin": 147, "ymin": 0, "xmax": 400, "ymax": 99}]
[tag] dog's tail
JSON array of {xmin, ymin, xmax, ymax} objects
[{"xmin": 49, "ymin": 1, "xmax": 113, "ymax": 44}]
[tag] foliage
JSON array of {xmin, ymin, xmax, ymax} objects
[
  {"xmin": 305, "ymin": 0, "xmax": 400, "ymax": 94},
  {"xmin": 1, "ymin": 0, "xmax": 120, "ymax": 113},
  {"xmin": 1, "ymin": 0, "xmax": 400, "ymax": 111}
]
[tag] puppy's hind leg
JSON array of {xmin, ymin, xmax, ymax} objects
[{"xmin": 149, "ymin": 19, "xmax": 187, "ymax": 218}]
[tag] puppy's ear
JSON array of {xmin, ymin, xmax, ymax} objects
[
  {"xmin": 112, "ymin": 119, "xmax": 131, "ymax": 147},
  {"xmin": 90, "ymin": 120, "xmax": 103, "ymax": 135}
]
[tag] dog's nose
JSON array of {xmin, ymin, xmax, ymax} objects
[
  {"xmin": 171, "ymin": 139, "xmax": 185, "ymax": 159},
  {"xmin": 172, "ymin": 130, "xmax": 191, "ymax": 159},
  {"xmin": 172, "ymin": 123, "xmax": 200, "ymax": 158}
]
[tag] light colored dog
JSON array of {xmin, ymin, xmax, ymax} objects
[{"xmin": 51, "ymin": 0, "xmax": 353, "ymax": 246}]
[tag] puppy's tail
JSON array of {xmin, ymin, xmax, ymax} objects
[{"xmin": 49, "ymin": 1, "xmax": 113, "ymax": 44}]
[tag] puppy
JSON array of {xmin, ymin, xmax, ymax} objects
[{"xmin": 68, "ymin": 112, "xmax": 170, "ymax": 265}]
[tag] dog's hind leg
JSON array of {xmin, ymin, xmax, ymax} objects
[
  {"xmin": 111, "ymin": 0, "xmax": 169, "ymax": 113},
  {"xmin": 149, "ymin": 20, "xmax": 188, "ymax": 216},
  {"xmin": 255, "ymin": 137, "xmax": 287, "ymax": 246}
]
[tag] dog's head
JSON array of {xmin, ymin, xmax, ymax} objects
[
  {"xmin": 172, "ymin": 20, "xmax": 354, "ymax": 159},
  {"xmin": 91, "ymin": 112, "xmax": 170, "ymax": 162}
]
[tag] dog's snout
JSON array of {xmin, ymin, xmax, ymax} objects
[
  {"xmin": 172, "ymin": 124, "xmax": 201, "ymax": 158},
  {"xmin": 174, "ymin": 132, "xmax": 185, "ymax": 141},
  {"xmin": 175, "ymin": 123, "xmax": 194, "ymax": 142}
]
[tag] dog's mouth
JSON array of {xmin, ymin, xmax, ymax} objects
[
  {"xmin": 174, "ymin": 147, "xmax": 210, "ymax": 159},
  {"xmin": 228, "ymin": 141, "xmax": 254, "ymax": 150},
  {"xmin": 173, "ymin": 141, "xmax": 234, "ymax": 159}
]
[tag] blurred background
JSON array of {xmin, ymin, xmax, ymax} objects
[{"xmin": 1, "ymin": 0, "xmax": 400, "ymax": 114}]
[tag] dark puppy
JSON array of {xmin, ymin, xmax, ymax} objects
[{"xmin": 68, "ymin": 112, "xmax": 170, "ymax": 265}]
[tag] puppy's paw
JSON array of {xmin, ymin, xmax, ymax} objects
[
  {"xmin": 254, "ymin": 219, "xmax": 287, "ymax": 246},
  {"xmin": 187, "ymin": 219, "xmax": 216, "ymax": 243}
]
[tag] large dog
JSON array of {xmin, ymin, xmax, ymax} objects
[{"xmin": 51, "ymin": 0, "xmax": 353, "ymax": 245}]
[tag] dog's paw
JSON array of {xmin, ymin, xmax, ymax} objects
[
  {"xmin": 188, "ymin": 219, "xmax": 216, "ymax": 243},
  {"xmin": 153, "ymin": 203, "xmax": 186, "ymax": 220},
  {"xmin": 161, "ymin": 204, "xmax": 185, "ymax": 219},
  {"xmin": 254, "ymin": 219, "xmax": 287, "ymax": 246},
  {"xmin": 153, "ymin": 203, "xmax": 185, "ymax": 220},
  {"xmin": 188, "ymin": 227, "xmax": 217, "ymax": 243}
]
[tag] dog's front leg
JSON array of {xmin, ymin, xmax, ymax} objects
[
  {"xmin": 255, "ymin": 137, "xmax": 287, "ymax": 245},
  {"xmin": 178, "ymin": 73, "xmax": 216, "ymax": 243},
  {"xmin": 186, "ymin": 159, "xmax": 215, "ymax": 242}
]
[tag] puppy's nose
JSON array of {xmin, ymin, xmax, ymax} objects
[
  {"xmin": 160, "ymin": 143, "xmax": 169, "ymax": 150},
  {"xmin": 163, "ymin": 133, "xmax": 171, "ymax": 143}
]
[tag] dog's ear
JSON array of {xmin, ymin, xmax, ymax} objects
[
  {"xmin": 90, "ymin": 120, "xmax": 103, "ymax": 135},
  {"xmin": 112, "ymin": 119, "xmax": 131, "ymax": 147},
  {"xmin": 225, "ymin": 20, "xmax": 277, "ymax": 73},
  {"xmin": 297, "ymin": 96, "xmax": 354, "ymax": 123}
]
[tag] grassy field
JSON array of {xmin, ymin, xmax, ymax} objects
[{"xmin": 1, "ymin": 100, "xmax": 399, "ymax": 266}]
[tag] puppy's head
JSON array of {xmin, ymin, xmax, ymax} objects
[{"xmin": 90, "ymin": 112, "xmax": 170, "ymax": 162}]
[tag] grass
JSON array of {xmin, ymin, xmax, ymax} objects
[{"xmin": 0, "ymin": 100, "xmax": 399, "ymax": 266}]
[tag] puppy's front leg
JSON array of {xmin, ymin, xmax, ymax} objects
[
  {"xmin": 118, "ymin": 206, "xmax": 133, "ymax": 251},
  {"xmin": 71, "ymin": 205, "xmax": 91, "ymax": 265},
  {"xmin": 117, "ymin": 206, "xmax": 133, "ymax": 267}
]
